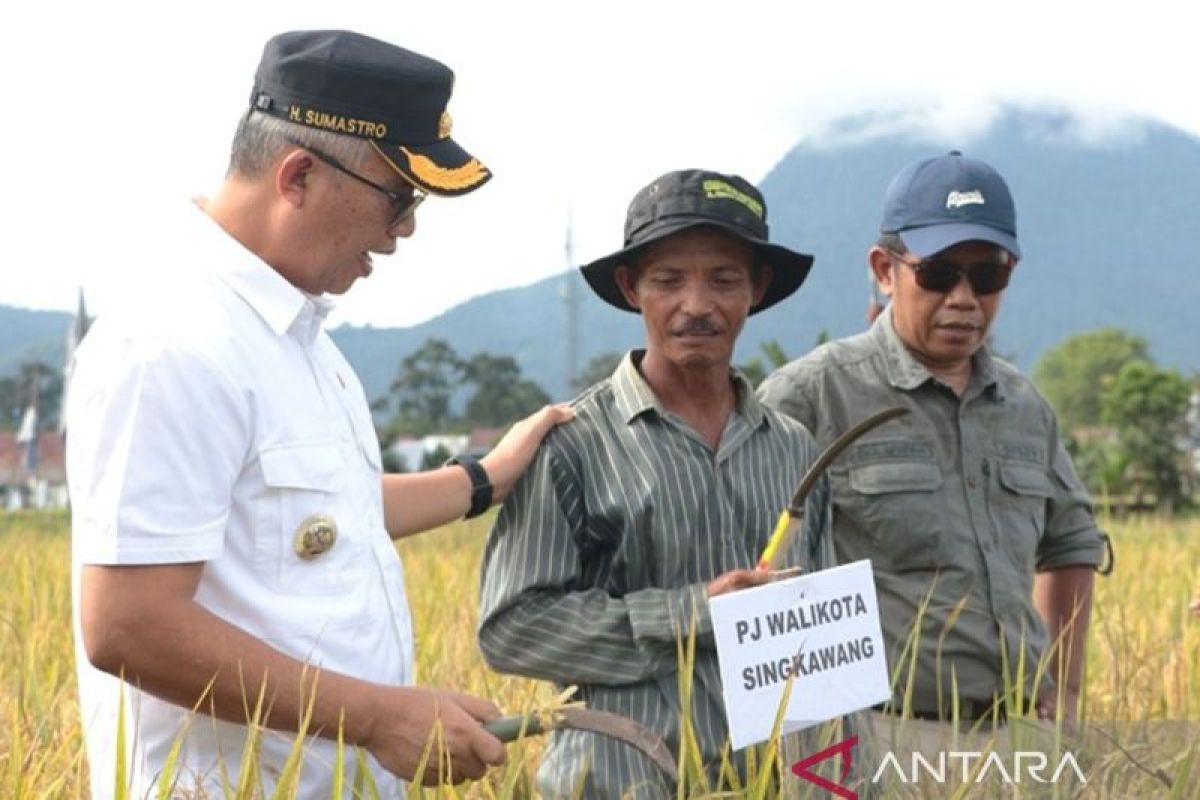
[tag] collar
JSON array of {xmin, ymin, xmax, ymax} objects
[
  {"xmin": 872, "ymin": 305, "xmax": 1003, "ymax": 400},
  {"xmin": 968, "ymin": 340, "xmax": 1004, "ymax": 400},
  {"xmin": 610, "ymin": 350, "xmax": 766, "ymax": 427},
  {"xmin": 190, "ymin": 202, "xmax": 334, "ymax": 345}
]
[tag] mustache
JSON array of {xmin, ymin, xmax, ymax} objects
[
  {"xmin": 934, "ymin": 318, "xmax": 982, "ymax": 330},
  {"xmin": 670, "ymin": 316, "xmax": 720, "ymax": 336}
]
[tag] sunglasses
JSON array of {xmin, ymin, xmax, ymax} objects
[
  {"xmin": 287, "ymin": 138, "xmax": 426, "ymax": 228},
  {"xmin": 887, "ymin": 249, "xmax": 1013, "ymax": 295}
]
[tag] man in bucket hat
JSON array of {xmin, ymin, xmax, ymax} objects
[
  {"xmin": 68, "ymin": 30, "xmax": 573, "ymax": 798},
  {"xmin": 478, "ymin": 169, "xmax": 834, "ymax": 798},
  {"xmin": 759, "ymin": 153, "xmax": 1108, "ymax": 737}
]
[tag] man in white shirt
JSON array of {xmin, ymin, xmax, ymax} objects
[{"xmin": 67, "ymin": 29, "xmax": 571, "ymax": 798}]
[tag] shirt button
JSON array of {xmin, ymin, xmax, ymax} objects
[{"xmin": 968, "ymin": 477, "xmax": 978, "ymax": 489}]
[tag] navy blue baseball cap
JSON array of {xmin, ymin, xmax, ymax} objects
[{"xmin": 880, "ymin": 151, "xmax": 1020, "ymax": 259}]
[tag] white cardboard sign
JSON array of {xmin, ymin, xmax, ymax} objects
[{"xmin": 709, "ymin": 559, "xmax": 890, "ymax": 750}]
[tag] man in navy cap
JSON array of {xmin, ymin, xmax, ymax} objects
[
  {"xmin": 68, "ymin": 30, "xmax": 572, "ymax": 798},
  {"xmin": 760, "ymin": 153, "xmax": 1107, "ymax": 733}
]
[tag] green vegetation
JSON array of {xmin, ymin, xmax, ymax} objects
[
  {"xmin": 1032, "ymin": 328, "xmax": 1149, "ymax": 434},
  {"xmin": 1033, "ymin": 328, "xmax": 1197, "ymax": 508},
  {"xmin": 380, "ymin": 339, "xmax": 550, "ymax": 438}
]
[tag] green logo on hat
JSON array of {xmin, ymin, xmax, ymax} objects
[{"xmin": 702, "ymin": 180, "xmax": 763, "ymax": 219}]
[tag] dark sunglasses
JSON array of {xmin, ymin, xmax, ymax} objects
[
  {"xmin": 287, "ymin": 138, "xmax": 425, "ymax": 228},
  {"xmin": 887, "ymin": 249, "xmax": 1013, "ymax": 295}
]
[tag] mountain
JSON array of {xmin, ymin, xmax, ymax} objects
[
  {"xmin": 4, "ymin": 107, "xmax": 1199, "ymax": 407},
  {"xmin": 329, "ymin": 272, "xmax": 645, "ymax": 406},
  {"xmin": 757, "ymin": 107, "xmax": 1199, "ymax": 378},
  {"xmin": 337, "ymin": 107, "xmax": 1200, "ymax": 402}
]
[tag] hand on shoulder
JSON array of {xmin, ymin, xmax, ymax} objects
[{"xmin": 481, "ymin": 403, "xmax": 576, "ymax": 500}]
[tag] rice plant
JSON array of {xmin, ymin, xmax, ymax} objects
[{"xmin": 2, "ymin": 511, "xmax": 1198, "ymax": 797}]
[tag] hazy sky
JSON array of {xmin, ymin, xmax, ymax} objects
[{"xmin": 5, "ymin": 0, "xmax": 1197, "ymax": 327}]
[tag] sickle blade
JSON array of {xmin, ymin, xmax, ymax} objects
[{"xmin": 764, "ymin": 406, "xmax": 910, "ymax": 571}]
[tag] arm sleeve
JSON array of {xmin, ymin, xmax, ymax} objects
[
  {"xmin": 69, "ymin": 338, "xmax": 250, "ymax": 565},
  {"xmin": 757, "ymin": 368, "xmax": 819, "ymax": 434},
  {"xmin": 1036, "ymin": 416, "xmax": 1106, "ymax": 571},
  {"xmin": 477, "ymin": 440, "xmax": 705, "ymax": 686}
]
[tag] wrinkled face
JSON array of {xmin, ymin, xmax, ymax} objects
[
  {"xmin": 296, "ymin": 146, "xmax": 420, "ymax": 296},
  {"xmin": 615, "ymin": 227, "xmax": 768, "ymax": 372},
  {"xmin": 874, "ymin": 240, "xmax": 1014, "ymax": 370}
]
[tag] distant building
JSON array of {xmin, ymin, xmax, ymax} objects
[
  {"xmin": 466, "ymin": 427, "xmax": 504, "ymax": 456},
  {"xmin": 383, "ymin": 427, "xmax": 504, "ymax": 472},
  {"xmin": 385, "ymin": 434, "xmax": 469, "ymax": 472},
  {"xmin": 4, "ymin": 289, "xmax": 91, "ymax": 511},
  {"xmin": 1, "ymin": 431, "xmax": 67, "ymax": 509}
]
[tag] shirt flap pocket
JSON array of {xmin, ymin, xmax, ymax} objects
[
  {"xmin": 998, "ymin": 462, "xmax": 1054, "ymax": 498},
  {"xmin": 849, "ymin": 461, "xmax": 941, "ymax": 494},
  {"xmin": 259, "ymin": 441, "xmax": 344, "ymax": 492}
]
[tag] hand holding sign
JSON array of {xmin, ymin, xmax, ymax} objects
[
  {"xmin": 709, "ymin": 560, "xmax": 890, "ymax": 750},
  {"xmin": 706, "ymin": 568, "xmax": 769, "ymax": 597}
]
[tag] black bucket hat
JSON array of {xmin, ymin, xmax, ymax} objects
[
  {"xmin": 580, "ymin": 169, "xmax": 813, "ymax": 314},
  {"xmin": 250, "ymin": 30, "xmax": 490, "ymax": 196}
]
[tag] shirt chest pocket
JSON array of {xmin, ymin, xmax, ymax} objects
[
  {"xmin": 257, "ymin": 441, "xmax": 364, "ymax": 597},
  {"xmin": 841, "ymin": 460, "xmax": 945, "ymax": 572},
  {"xmin": 993, "ymin": 461, "xmax": 1053, "ymax": 572}
]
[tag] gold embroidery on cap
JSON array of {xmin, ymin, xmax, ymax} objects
[
  {"xmin": 400, "ymin": 147, "xmax": 490, "ymax": 190},
  {"xmin": 296, "ymin": 107, "xmax": 388, "ymax": 139},
  {"xmin": 438, "ymin": 111, "xmax": 453, "ymax": 139},
  {"xmin": 702, "ymin": 179, "xmax": 764, "ymax": 219},
  {"xmin": 294, "ymin": 514, "xmax": 338, "ymax": 559}
]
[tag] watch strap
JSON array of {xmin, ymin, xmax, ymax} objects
[{"xmin": 446, "ymin": 454, "xmax": 493, "ymax": 519}]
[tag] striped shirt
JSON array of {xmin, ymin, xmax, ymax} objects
[{"xmin": 478, "ymin": 351, "xmax": 832, "ymax": 799}]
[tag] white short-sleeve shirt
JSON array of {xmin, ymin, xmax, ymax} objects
[{"xmin": 68, "ymin": 202, "xmax": 415, "ymax": 799}]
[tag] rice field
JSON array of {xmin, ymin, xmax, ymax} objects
[{"xmin": 1, "ymin": 510, "xmax": 1199, "ymax": 797}]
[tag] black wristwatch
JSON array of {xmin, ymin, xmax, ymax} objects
[{"xmin": 445, "ymin": 454, "xmax": 493, "ymax": 519}]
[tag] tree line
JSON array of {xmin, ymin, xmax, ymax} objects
[
  {"xmin": 5, "ymin": 327, "xmax": 1196, "ymax": 511},
  {"xmin": 377, "ymin": 329, "xmax": 1198, "ymax": 511},
  {"xmin": 372, "ymin": 337, "xmax": 810, "ymax": 442},
  {"xmin": 376, "ymin": 338, "xmax": 552, "ymax": 439},
  {"xmin": 1032, "ymin": 329, "xmax": 1197, "ymax": 511}
]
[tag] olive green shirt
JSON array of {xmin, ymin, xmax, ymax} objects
[
  {"xmin": 758, "ymin": 308, "xmax": 1104, "ymax": 714},
  {"xmin": 479, "ymin": 351, "xmax": 832, "ymax": 799}
]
